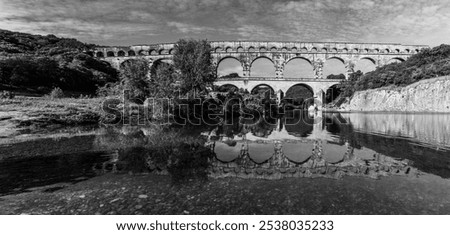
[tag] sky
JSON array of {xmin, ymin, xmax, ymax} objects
[{"xmin": 1, "ymin": 0, "xmax": 450, "ymax": 47}]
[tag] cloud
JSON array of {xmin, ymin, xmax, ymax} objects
[{"xmin": 0, "ymin": 0, "xmax": 449, "ymax": 46}]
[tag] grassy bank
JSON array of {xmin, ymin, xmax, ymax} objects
[{"xmin": 0, "ymin": 96, "xmax": 104, "ymax": 138}]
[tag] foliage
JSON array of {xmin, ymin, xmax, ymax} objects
[
  {"xmin": 149, "ymin": 62, "xmax": 178, "ymax": 99},
  {"xmin": 340, "ymin": 44, "xmax": 450, "ymax": 97},
  {"xmin": 220, "ymin": 72, "xmax": 240, "ymax": 78},
  {"xmin": 120, "ymin": 59, "xmax": 150, "ymax": 103},
  {"xmin": 0, "ymin": 29, "xmax": 95, "ymax": 55},
  {"xmin": 48, "ymin": 87, "xmax": 64, "ymax": 99},
  {"xmin": 338, "ymin": 70, "xmax": 363, "ymax": 98},
  {"xmin": 0, "ymin": 90, "xmax": 14, "ymax": 99},
  {"xmin": 173, "ymin": 39, "xmax": 216, "ymax": 97},
  {"xmin": 96, "ymin": 82, "xmax": 124, "ymax": 97},
  {"xmin": 326, "ymin": 74, "xmax": 346, "ymax": 80},
  {"xmin": 0, "ymin": 29, "xmax": 118, "ymax": 94}
]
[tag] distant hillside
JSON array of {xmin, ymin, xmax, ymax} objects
[
  {"xmin": 0, "ymin": 29, "xmax": 118, "ymax": 94},
  {"xmin": 339, "ymin": 44, "xmax": 450, "ymax": 97},
  {"xmin": 0, "ymin": 29, "xmax": 96, "ymax": 56}
]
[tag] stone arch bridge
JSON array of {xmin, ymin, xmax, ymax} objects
[{"xmin": 91, "ymin": 41, "xmax": 427, "ymax": 105}]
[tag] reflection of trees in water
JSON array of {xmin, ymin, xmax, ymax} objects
[
  {"xmin": 93, "ymin": 126, "xmax": 214, "ymax": 183},
  {"xmin": 350, "ymin": 132, "xmax": 450, "ymax": 179},
  {"xmin": 323, "ymin": 113, "xmax": 450, "ymax": 178},
  {"xmin": 323, "ymin": 113, "xmax": 361, "ymax": 148},
  {"xmin": 283, "ymin": 110, "xmax": 314, "ymax": 137},
  {"xmin": 244, "ymin": 117, "xmax": 277, "ymax": 138}
]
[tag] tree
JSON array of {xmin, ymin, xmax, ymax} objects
[
  {"xmin": 338, "ymin": 70, "xmax": 363, "ymax": 97},
  {"xmin": 173, "ymin": 39, "xmax": 216, "ymax": 97},
  {"xmin": 149, "ymin": 63, "xmax": 178, "ymax": 99},
  {"xmin": 326, "ymin": 74, "xmax": 346, "ymax": 80},
  {"xmin": 120, "ymin": 59, "xmax": 150, "ymax": 103},
  {"xmin": 221, "ymin": 72, "xmax": 240, "ymax": 78}
]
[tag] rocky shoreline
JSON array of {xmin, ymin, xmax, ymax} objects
[{"xmin": 338, "ymin": 76, "xmax": 450, "ymax": 113}]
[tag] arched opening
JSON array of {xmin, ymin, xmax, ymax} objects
[
  {"xmin": 250, "ymin": 57, "xmax": 275, "ymax": 77},
  {"xmin": 323, "ymin": 57, "xmax": 346, "ymax": 78},
  {"xmin": 159, "ymin": 49, "xmax": 168, "ymax": 55},
  {"xmin": 354, "ymin": 58, "xmax": 376, "ymax": 74},
  {"xmin": 217, "ymin": 57, "xmax": 243, "ymax": 78},
  {"xmin": 117, "ymin": 51, "xmax": 126, "ymax": 57},
  {"xmin": 284, "ymin": 58, "xmax": 314, "ymax": 78},
  {"xmin": 283, "ymin": 83, "xmax": 314, "ymax": 109},
  {"xmin": 149, "ymin": 49, "xmax": 158, "ymax": 55},
  {"xmin": 218, "ymin": 84, "xmax": 239, "ymax": 92},
  {"xmin": 106, "ymin": 51, "xmax": 115, "ymax": 57},
  {"xmin": 150, "ymin": 59, "xmax": 173, "ymax": 78},
  {"xmin": 291, "ymin": 47, "xmax": 298, "ymax": 53},
  {"xmin": 225, "ymin": 47, "xmax": 233, "ymax": 53},
  {"xmin": 237, "ymin": 47, "xmax": 244, "ymax": 52},
  {"xmin": 128, "ymin": 50, "xmax": 136, "ymax": 56},
  {"xmin": 169, "ymin": 49, "xmax": 175, "ymax": 55},
  {"xmin": 251, "ymin": 84, "xmax": 275, "ymax": 96},
  {"xmin": 215, "ymin": 47, "xmax": 223, "ymax": 53},
  {"xmin": 248, "ymin": 47, "xmax": 255, "ymax": 52},
  {"xmin": 259, "ymin": 47, "xmax": 267, "ymax": 52},
  {"xmin": 325, "ymin": 84, "xmax": 342, "ymax": 105},
  {"xmin": 120, "ymin": 59, "xmax": 140, "ymax": 70},
  {"xmin": 101, "ymin": 61, "xmax": 112, "ymax": 67},
  {"xmin": 270, "ymin": 47, "xmax": 277, "ymax": 52},
  {"xmin": 137, "ymin": 50, "xmax": 146, "ymax": 56},
  {"xmin": 96, "ymin": 52, "xmax": 104, "ymax": 57},
  {"xmin": 388, "ymin": 58, "xmax": 405, "ymax": 64}
]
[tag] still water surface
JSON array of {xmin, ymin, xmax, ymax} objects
[{"xmin": 1, "ymin": 112, "xmax": 449, "ymax": 213}]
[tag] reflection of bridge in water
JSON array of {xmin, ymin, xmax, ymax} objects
[
  {"xmin": 203, "ymin": 112, "xmax": 416, "ymax": 180},
  {"xmin": 206, "ymin": 136, "xmax": 415, "ymax": 180}
]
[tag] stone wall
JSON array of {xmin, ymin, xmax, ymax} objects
[{"xmin": 341, "ymin": 76, "xmax": 450, "ymax": 112}]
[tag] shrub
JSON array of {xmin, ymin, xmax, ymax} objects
[
  {"xmin": 0, "ymin": 90, "xmax": 15, "ymax": 99},
  {"xmin": 49, "ymin": 87, "xmax": 64, "ymax": 99},
  {"xmin": 96, "ymin": 82, "xmax": 124, "ymax": 97}
]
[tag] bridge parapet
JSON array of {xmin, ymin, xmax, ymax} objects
[{"xmin": 92, "ymin": 41, "xmax": 428, "ymax": 58}]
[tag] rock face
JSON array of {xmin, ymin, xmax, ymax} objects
[{"xmin": 341, "ymin": 76, "xmax": 450, "ymax": 112}]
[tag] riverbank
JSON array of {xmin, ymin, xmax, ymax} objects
[
  {"xmin": 1, "ymin": 172, "xmax": 449, "ymax": 215},
  {"xmin": 0, "ymin": 96, "xmax": 103, "ymax": 139},
  {"xmin": 339, "ymin": 76, "xmax": 450, "ymax": 112}
]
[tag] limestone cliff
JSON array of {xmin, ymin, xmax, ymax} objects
[{"xmin": 341, "ymin": 76, "xmax": 450, "ymax": 112}]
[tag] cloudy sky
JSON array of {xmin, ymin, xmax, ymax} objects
[{"xmin": 0, "ymin": 0, "xmax": 449, "ymax": 46}]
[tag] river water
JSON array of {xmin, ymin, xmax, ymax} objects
[{"xmin": 1, "ymin": 112, "xmax": 450, "ymax": 214}]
